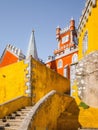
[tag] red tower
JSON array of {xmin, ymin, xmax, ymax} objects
[{"xmin": 45, "ymin": 18, "xmax": 78, "ymax": 79}]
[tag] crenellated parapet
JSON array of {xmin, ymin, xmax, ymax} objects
[
  {"xmin": 6, "ymin": 44, "xmax": 25, "ymax": 60},
  {"xmin": 78, "ymin": 0, "xmax": 96, "ymax": 37}
]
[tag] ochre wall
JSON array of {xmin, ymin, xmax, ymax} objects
[
  {"xmin": 31, "ymin": 58, "xmax": 70, "ymax": 104},
  {"xmin": 0, "ymin": 96, "xmax": 30, "ymax": 118},
  {"xmin": 31, "ymin": 93, "xmax": 81, "ymax": 130},
  {"xmin": 0, "ymin": 60, "xmax": 28, "ymax": 104},
  {"xmin": 78, "ymin": 0, "xmax": 98, "ymax": 59}
]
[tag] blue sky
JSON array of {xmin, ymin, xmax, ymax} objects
[{"xmin": 0, "ymin": 0, "xmax": 85, "ymax": 61}]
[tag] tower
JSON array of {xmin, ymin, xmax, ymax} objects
[
  {"xmin": 26, "ymin": 30, "xmax": 38, "ymax": 60},
  {"xmin": 46, "ymin": 18, "xmax": 78, "ymax": 79}
]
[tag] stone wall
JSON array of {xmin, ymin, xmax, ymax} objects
[{"xmin": 76, "ymin": 51, "xmax": 98, "ymax": 108}]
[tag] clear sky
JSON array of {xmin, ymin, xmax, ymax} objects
[{"xmin": 0, "ymin": 0, "xmax": 85, "ymax": 61}]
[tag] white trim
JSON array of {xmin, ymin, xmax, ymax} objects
[
  {"xmin": 72, "ymin": 53, "xmax": 78, "ymax": 63},
  {"xmin": 57, "ymin": 59, "xmax": 63, "ymax": 69},
  {"xmin": 63, "ymin": 65, "xmax": 68, "ymax": 78},
  {"xmin": 25, "ymin": 57, "xmax": 32, "ymax": 97},
  {"xmin": 45, "ymin": 48, "xmax": 78, "ymax": 63},
  {"xmin": 82, "ymin": 31, "xmax": 88, "ymax": 55}
]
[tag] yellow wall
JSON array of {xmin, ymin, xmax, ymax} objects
[
  {"xmin": 0, "ymin": 96, "xmax": 30, "ymax": 118},
  {"xmin": 0, "ymin": 60, "xmax": 29, "ymax": 103},
  {"xmin": 72, "ymin": 82, "xmax": 98, "ymax": 128},
  {"xmin": 31, "ymin": 58, "xmax": 70, "ymax": 104},
  {"xmin": 31, "ymin": 93, "xmax": 80, "ymax": 130},
  {"xmin": 78, "ymin": 0, "xmax": 98, "ymax": 59},
  {"xmin": 0, "ymin": 60, "xmax": 31, "ymax": 118},
  {"xmin": 74, "ymin": 1, "xmax": 98, "ymax": 128}
]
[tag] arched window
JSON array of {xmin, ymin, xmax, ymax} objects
[
  {"xmin": 57, "ymin": 59, "xmax": 63, "ymax": 68},
  {"xmin": 72, "ymin": 53, "xmax": 78, "ymax": 63},
  {"xmin": 82, "ymin": 31, "xmax": 88, "ymax": 54}
]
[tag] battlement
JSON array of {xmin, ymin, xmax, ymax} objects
[
  {"xmin": 6, "ymin": 44, "xmax": 25, "ymax": 60},
  {"xmin": 6, "ymin": 44, "xmax": 21, "ymax": 56},
  {"xmin": 60, "ymin": 26, "xmax": 69, "ymax": 34},
  {"xmin": 78, "ymin": 0, "xmax": 96, "ymax": 37}
]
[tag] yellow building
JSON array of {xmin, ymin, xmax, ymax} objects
[
  {"xmin": 78, "ymin": 0, "xmax": 98, "ymax": 59},
  {"xmin": 74, "ymin": 0, "xmax": 98, "ymax": 128}
]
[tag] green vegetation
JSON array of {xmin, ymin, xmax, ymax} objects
[{"xmin": 79, "ymin": 101, "xmax": 89, "ymax": 109}]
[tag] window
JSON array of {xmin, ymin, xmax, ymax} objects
[
  {"xmin": 72, "ymin": 53, "xmax": 78, "ymax": 63},
  {"xmin": 62, "ymin": 35, "xmax": 69, "ymax": 44},
  {"xmin": 64, "ymin": 65, "xmax": 68, "ymax": 78},
  {"xmin": 82, "ymin": 31, "xmax": 88, "ymax": 54},
  {"xmin": 57, "ymin": 59, "xmax": 63, "ymax": 68},
  {"xmin": 73, "ymin": 35, "xmax": 78, "ymax": 45}
]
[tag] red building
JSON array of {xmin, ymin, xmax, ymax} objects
[
  {"xmin": 46, "ymin": 18, "xmax": 78, "ymax": 79},
  {"xmin": 0, "ymin": 44, "xmax": 25, "ymax": 67}
]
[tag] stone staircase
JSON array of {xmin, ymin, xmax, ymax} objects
[
  {"xmin": 0, "ymin": 106, "xmax": 32, "ymax": 130},
  {"xmin": 0, "ymin": 90, "xmax": 56, "ymax": 130}
]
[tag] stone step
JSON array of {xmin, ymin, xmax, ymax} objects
[
  {"xmin": 0, "ymin": 126, "xmax": 5, "ymax": 130},
  {"xmin": 0, "ymin": 106, "xmax": 33, "ymax": 130}
]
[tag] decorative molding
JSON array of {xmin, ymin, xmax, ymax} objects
[
  {"xmin": 25, "ymin": 57, "xmax": 32, "ymax": 97},
  {"xmin": 45, "ymin": 48, "xmax": 78, "ymax": 63}
]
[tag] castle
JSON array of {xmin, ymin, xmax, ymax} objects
[
  {"xmin": 0, "ymin": 0, "xmax": 98, "ymax": 130},
  {"xmin": 46, "ymin": 18, "xmax": 78, "ymax": 79}
]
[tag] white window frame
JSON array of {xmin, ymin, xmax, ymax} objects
[
  {"xmin": 82, "ymin": 31, "xmax": 88, "ymax": 55},
  {"xmin": 62, "ymin": 35, "xmax": 69, "ymax": 44},
  {"xmin": 72, "ymin": 53, "xmax": 78, "ymax": 63},
  {"xmin": 63, "ymin": 65, "xmax": 68, "ymax": 78},
  {"xmin": 57, "ymin": 59, "xmax": 63, "ymax": 68}
]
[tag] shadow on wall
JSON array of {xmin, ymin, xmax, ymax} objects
[
  {"xmin": 57, "ymin": 96, "xmax": 81, "ymax": 130},
  {"xmin": 31, "ymin": 93, "xmax": 81, "ymax": 130}
]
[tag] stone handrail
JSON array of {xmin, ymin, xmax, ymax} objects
[{"xmin": 18, "ymin": 90, "xmax": 56, "ymax": 130}]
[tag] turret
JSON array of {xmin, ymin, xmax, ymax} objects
[
  {"xmin": 70, "ymin": 18, "xmax": 75, "ymax": 31},
  {"xmin": 56, "ymin": 26, "xmax": 61, "ymax": 41},
  {"xmin": 26, "ymin": 30, "xmax": 38, "ymax": 60}
]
